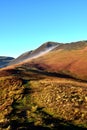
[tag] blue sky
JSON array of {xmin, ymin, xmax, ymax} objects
[{"xmin": 0, "ymin": 0, "xmax": 87, "ymax": 57}]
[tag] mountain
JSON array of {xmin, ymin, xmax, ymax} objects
[
  {"xmin": 14, "ymin": 40, "xmax": 87, "ymax": 81},
  {"xmin": 9, "ymin": 42, "xmax": 59, "ymax": 65},
  {"xmin": 0, "ymin": 56, "xmax": 14, "ymax": 68},
  {"xmin": 0, "ymin": 41, "xmax": 87, "ymax": 130}
]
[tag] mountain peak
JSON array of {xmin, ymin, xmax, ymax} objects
[
  {"xmin": 1, "ymin": 40, "xmax": 87, "ymax": 68},
  {"xmin": 8, "ymin": 42, "xmax": 60, "ymax": 66}
]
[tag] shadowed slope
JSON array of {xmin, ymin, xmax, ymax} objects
[{"xmin": 0, "ymin": 56, "xmax": 14, "ymax": 68}]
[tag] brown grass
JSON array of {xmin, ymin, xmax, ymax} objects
[
  {"xmin": 1, "ymin": 45, "xmax": 87, "ymax": 129},
  {"xmin": 21, "ymin": 47, "xmax": 87, "ymax": 81}
]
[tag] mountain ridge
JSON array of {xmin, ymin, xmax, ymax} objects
[
  {"xmin": 8, "ymin": 41, "xmax": 59, "ymax": 65},
  {"xmin": 8, "ymin": 40, "xmax": 87, "ymax": 66},
  {"xmin": 1, "ymin": 40, "xmax": 87, "ymax": 81},
  {"xmin": 8, "ymin": 40, "xmax": 87, "ymax": 81}
]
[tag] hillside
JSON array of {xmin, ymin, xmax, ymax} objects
[
  {"xmin": 0, "ymin": 41, "xmax": 87, "ymax": 129},
  {"xmin": 0, "ymin": 66, "xmax": 87, "ymax": 130},
  {"xmin": 18, "ymin": 41, "xmax": 87, "ymax": 81}
]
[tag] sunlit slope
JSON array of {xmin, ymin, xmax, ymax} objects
[
  {"xmin": 22, "ymin": 41, "xmax": 87, "ymax": 81},
  {"xmin": 0, "ymin": 66, "xmax": 87, "ymax": 129}
]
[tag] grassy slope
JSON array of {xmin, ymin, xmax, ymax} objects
[
  {"xmin": 0, "ymin": 67, "xmax": 87, "ymax": 130},
  {"xmin": 26, "ymin": 47, "xmax": 87, "ymax": 81}
]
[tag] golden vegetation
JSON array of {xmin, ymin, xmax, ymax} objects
[
  {"xmin": 24, "ymin": 47, "xmax": 87, "ymax": 81},
  {"xmin": 0, "ymin": 66, "xmax": 87, "ymax": 129}
]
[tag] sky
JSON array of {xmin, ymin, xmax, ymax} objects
[{"xmin": 0, "ymin": 0, "xmax": 87, "ymax": 58}]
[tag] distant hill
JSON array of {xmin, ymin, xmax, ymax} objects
[{"xmin": 0, "ymin": 56, "xmax": 14, "ymax": 68}]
